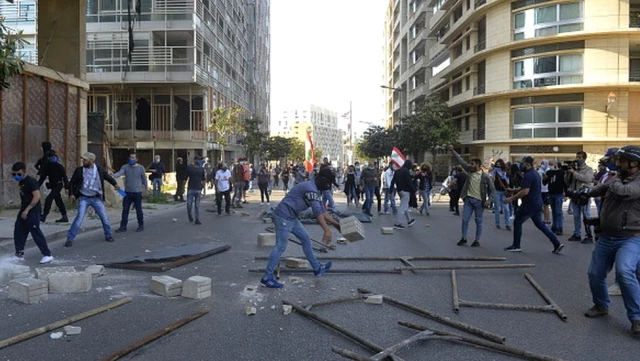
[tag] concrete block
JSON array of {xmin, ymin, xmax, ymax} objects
[
  {"xmin": 49, "ymin": 272, "xmax": 92, "ymax": 294},
  {"xmin": 149, "ymin": 275, "xmax": 183, "ymax": 297},
  {"xmin": 181, "ymin": 276, "xmax": 212, "ymax": 299},
  {"xmin": 0, "ymin": 264, "xmax": 32, "ymax": 286},
  {"xmin": 64, "ymin": 326, "xmax": 82, "ymax": 335},
  {"xmin": 9, "ymin": 278, "xmax": 49, "ymax": 304},
  {"xmin": 85, "ymin": 265, "xmax": 106, "ymax": 277},
  {"xmin": 340, "ymin": 216, "xmax": 365, "ymax": 242},
  {"xmin": 35, "ymin": 266, "xmax": 76, "ymax": 281},
  {"xmin": 285, "ymin": 257, "xmax": 310, "ymax": 269},
  {"xmin": 381, "ymin": 227, "xmax": 394, "ymax": 235},
  {"xmin": 257, "ymin": 233, "xmax": 276, "ymax": 247},
  {"xmin": 364, "ymin": 294, "xmax": 383, "ymax": 305}
]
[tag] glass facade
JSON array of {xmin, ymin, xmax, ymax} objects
[
  {"xmin": 512, "ymin": 104, "xmax": 582, "ymax": 139},
  {"xmin": 513, "ymin": 2, "xmax": 583, "ymax": 40},
  {"xmin": 513, "ymin": 53, "xmax": 582, "ymax": 89}
]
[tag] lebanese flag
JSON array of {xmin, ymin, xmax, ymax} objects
[
  {"xmin": 391, "ymin": 147, "xmax": 406, "ymax": 168},
  {"xmin": 304, "ymin": 129, "xmax": 316, "ymax": 173}
]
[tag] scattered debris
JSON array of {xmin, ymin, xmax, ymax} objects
[
  {"xmin": 363, "ymin": 295, "xmax": 383, "ymax": 305},
  {"xmin": 241, "ymin": 212, "xmax": 251, "ymax": 217},
  {"xmin": 337, "ymin": 237, "xmax": 347, "ymax": 245},
  {"xmin": 49, "ymin": 272, "xmax": 92, "ymax": 294},
  {"xmin": 270, "ymin": 305, "xmax": 276, "ymax": 310},
  {"xmin": 63, "ymin": 326, "xmax": 82, "ymax": 335},
  {"xmin": 85, "ymin": 265, "xmax": 106, "ymax": 277},
  {"xmin": 381, "ymin": 227, "xmax": 394, "ymax": 235},
  {"xmin": 285, "ymin": 258, "xmax": 310, "ymax": 269},
  {"xmin": 181, "ymin": 276, "xmax": 212, "ymax": 300},
  {"xmin": 149, "ymin": 276, "xmax": 182, "ymax": 297},
  {"xmin": 288, "ymin": 277, "xmax": 304, "ymax": 284},
  {"xmin": 245, "ymin": 307, "xmax": 257, "ymax": 315},
  {"xmin": 49, "ymin": 332, "xmax": 64, "ymax": 340},
  {"xmin": 103, "ymin": 244, "xmax": 231, "ymax": 272},
  {"xmin": 339, "ymin": 216, "xmax": 365, "ymax": 242},
  {"xmin": 9, "ymin": 278, "xmax": 48, "ymax": 304},
  {"xmin": 282, "ymin": 305, "xmax": 293, "ymax": 315},
  {"xmin": 257, "ymin": 233, "xmax": 276, "ymax": 247},
  {"xmin": 245, "ymin": 285, "xmax": 257, "ymax": 292},
  {"xmin": 0, "ymin": 264, "xmax": 32, "ymax": 286}
]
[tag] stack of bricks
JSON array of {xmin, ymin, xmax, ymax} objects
[
  {"xmin": 181, "ymin": 276, "xmax": 212, "ymax": 299},
  {"xmin": 150, "ymin": 275, "xmax": 183, "ymax": 297},
  {"xmin": 48, "ymin": 272, "xmax": 92, "ymax": 294},
  {"xmin": 340, "ymin": 216, "xmax": 365, "ymax": 242},
  {"xmin": 0, "ymin": 264, "xmax": 32, "ymax": 286},
  {"xmin": 9, "ymin": 278, "xmax": 49, "ymax": 304}
]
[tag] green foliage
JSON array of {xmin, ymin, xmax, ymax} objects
[
  {"xmin": 357, "ymin": 125, "xmax": 398, "ymax": 160},
  {"xmin": 263, "ymin": 136, "xmax": 291, "ymax": 161},
  {"xmin": 289, "ymin": 138, "xmax": 305, "ymax": 163},
  {"xmin": 206, "ymin": 106, "xmax": 243, "ymax": 161},
  {"xmin": 239, "ymin": 117, "xmax": 268, "ymax": 161},
  {"xmin": 0, "ymin": 17, "xmax": 26, "ymax": 90}
]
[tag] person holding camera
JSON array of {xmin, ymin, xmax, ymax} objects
[
  {"xmin": 584, "ymin": 146, "xmax": 640, "ymax": 335},
  {"xmin": 564, "ymin": 151, "xmax": 594, "ymax": 243},
  {"xmin": 543, "ymin": 160, "xmax": 567, "ymax": 236}
]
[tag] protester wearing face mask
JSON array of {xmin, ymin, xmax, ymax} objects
[
  {"xmin": 10, "ymin": 162, "xmax": 53, "ymax": 264},
  {"xmin": 584, "ymin": 146, "xmax": 640, "ymax": 335},
  {"xmin": 65, "ymin": 152, "xmax": 120, "ymax": 247},
  {"xmin": 148, "ymin": 155, "xmax": 166, "ymax": 198},
  {"xmin": 564, "ymin": 151, "xmax": 594, "ymax": 243},
  {"xmin": 37, "ymin": 150, "xmax": 69, "ymax": 223},
  {"xmin": 185, "ymin": 156, "xmax": 206, "ymax": 224},
  {"xmin": 260, "ymin": 168, "xmax": 340, "ymax": 288},
  {"xmin": 543, "ymin": 160, "xmax": 568, "ymax": 236},
  {"xmin": 491, "ymin": 159, "xmax": 510, "ymax": 230},
  {"xmin": 113, "ymin": 153, "xmax": 148, "ymax": 233}
]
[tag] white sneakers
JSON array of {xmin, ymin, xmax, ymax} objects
[
  {"xmin": 10, "ymin": 255, "xmax": 24, "ymax": 262},
  {"xmin": 39, "ymin": 255, "xmax": 54, "ymax": 264},
  {"xmin": 11, "ymin": 254, "xmax": 54, "ymax": 263}
]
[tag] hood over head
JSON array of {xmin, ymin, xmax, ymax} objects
[
  {"xmin": 402, "ymin": 159, "xmax": 413, "ymax": 169},
  {"xmin": 42, "ymin": 141, "xmax": 52, "ymax": 152}
]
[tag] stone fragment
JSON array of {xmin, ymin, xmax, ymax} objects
[
  {"xmin": 50, "ymin": 332, "xmax": 64, "ymax": 340},
  {"xmin": 49, "ymin": 272, "xmax": 92, "ymax": 293},
  {"xmin": 64, "ymin": 326, "xmax": 82, "ymax": 335},
  {"xmin": 85, "ymin": 265, "xmax": 106, "ymax": 277},
  {"xmin": 257, "ymin": 233, "xmax": 276, "ymax": 247},
  {"xmin": 9, "ymin": 278, "xmax": 48, "ymax": 304},
  {"xmin": 288, "ymin": 276, "xmax": 304, "ymax": 284},
  {"xmin": 282, "ymin": 304, "xmax": 293, "ymax": 315},
  {"xmin": 149, "ymin": 276, "xmax": 182, "ymax": 297},
  {"xmin": 381, "ymin": 227, "xmax": 394, "ymax": 235},
  {"xmin": 337, "ymin": 237, "xmax": 347, "ymax": 245},
  {"xmin": 285, "ymin": 258, "xmax": 310, "ymax": 269},
  {"xmin": 340, "ymin": 216, "xmax": 365, "ymax": 242},
  {"xmin": 0, "ymin": 264, "xmax": 32, "ymax": 286},
  {"xmin": 364, "ymin": 294, "xmax": 384, "ymax": 305},
  {"xmin": 181, "ymin": 276, "xmax": 212, "ymax": 299},
  {"xmin": 245, "ymin": 306, "xmax": 257, "ymax": 315},
  {"xmin": 35, "ymin": 266, "xmax": 76, "ymax": 282}
]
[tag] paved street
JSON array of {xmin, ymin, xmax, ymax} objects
[{"xmin": 0, "ymin": 190, "xmax": 637, "ymax": 361}]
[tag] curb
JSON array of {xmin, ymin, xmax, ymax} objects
[{"xmin": 0, "ymin": 225, "xmax": 102, "ymax": 255}]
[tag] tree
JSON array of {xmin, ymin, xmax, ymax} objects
[
  {"xmin": 263, "ymin": 136, "xmax": 291, "ymax": 161},
  {"xmin": 357, "ymin": 125, "xmax": 398, "ymax": 160},
  {"xmin": 314, "ymin": 147, "xmax": 323, "ymax": 161},
  {"xmin": 0, "ymin": 18, "xmax": 26, "ymax": 89},
  {"xmin": 239, "ymin": 117, "xmax": 267, "ymax": 162},
  {"xmin": 289, "ymin": 138, "xmax": 305, "ymax": 163},
  {"xmin": 206, "ymin": 106, "xmax": 243, "ymax": 162}
]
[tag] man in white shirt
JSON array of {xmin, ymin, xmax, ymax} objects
[
  {"xmin": 215, "ymin": 163, "xmax": 232, "ymax": 215},
  {"xmin": 383, "ymin": 162, "xmax": 397, "ymax": 214}
]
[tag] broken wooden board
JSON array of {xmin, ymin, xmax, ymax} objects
[{"xmin": 102, "ymin": 244, "xmax": 230, "ymax": 272}]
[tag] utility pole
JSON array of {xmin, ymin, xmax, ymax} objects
[{"xmin": 349, "ymin": 101, "xmax": 353, "ymax": 150}]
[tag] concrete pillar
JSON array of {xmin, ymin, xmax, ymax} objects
[{"xmin": 37, "ymin": 0, "xmax": 87, "ymax": 80}]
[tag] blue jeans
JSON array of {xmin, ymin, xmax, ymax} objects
[
  {"xmin": 383, "ymin": 188, "xmax": 397, "ymax": 214},
  {"xmin": 588, "ymin": 234, "xmax": 640, "ymax": 321},
  {"xmin": 493, "ymin": 191, "xmax": 510, "ymax": 226},
  {"xmin": 549, "ymin": 194, "xmax": 564, "ymax": 232},
  {"xmin": 120, "ymin": 192, "xmax": 144, "ymax": 229},
  {"xmin": 395, "ymin": 191, "xmax": 412, "ymax": 225},
  {"xmin": 419, "ymin": 189, "xmax": 430, "ymax": 214},
  {"xmin": 571, "ymin": 200, "xmax": 592, "ymax": 237},
  {"xmin": 594, "ymin": 198, "xmax": 603, "ymax": 216},
  {"xmin": 364, "ymin": 185, "xmax": 375, "ymax": 214},
  {"xmin": 264, "ymin": 216, "xmax": 321, "ymax": 277},
  {"xmin": 67, "ymin": 196, "xmax": 112, "ymax": 241},
  {"xmin": 512, "ymin": 206, "xmax": 560, "ymax": 249},
  {"xmin": 346, "ymin": 185, "xmax": 359, "ymax": 205},
  {"xmin": 322, "ymin": 189, "xmax": 335, "ymax": 209},
  {"xmin": 187, "ymin": 190, "xmax": 202, "ymax": 220},
  {"xmin": 461, "ymin": 197, "xmax": 484, "ymax": 240},
  {"xmin": 152, "ymin": 178, "xmax": 163, "ymax": 198}
]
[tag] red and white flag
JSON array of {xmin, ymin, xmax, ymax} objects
[
  {"xmin": 304, "ymin": 129, "xmax": 316, "ymax": 173},
  {"xmin": 390, "ymin": 147, "xmax": 406, "ymax": 168}
]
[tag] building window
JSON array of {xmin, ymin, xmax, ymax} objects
[
  {"xmin": 513, "ymin": 54, "xmax": 582, "ymax": 89},
  {"xmin": 513, "ymin": 2, "xmax": 583, "ymax": 40},
  {"xmin": 512, "ymin": 105, "xmax": 582, "ymax": 139}
]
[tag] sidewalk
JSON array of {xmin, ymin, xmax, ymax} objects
[{"xmin": 0, "ymin": 201, "xmax": 185, "ymax": 256}]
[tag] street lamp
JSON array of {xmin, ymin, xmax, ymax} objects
[{"xmin": 380, "ymin": 85, "xmax": 402, "ymax": 91}]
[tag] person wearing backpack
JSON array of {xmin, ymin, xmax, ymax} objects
[{"xmin": 257, "ymin": 164, "xmax": 270, "ymax": 205}]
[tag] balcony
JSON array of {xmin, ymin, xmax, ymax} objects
[
  {"xmin": 109, "ymin": 110, "xmax": 208, "ymax": 143},
  {"xmin": 429, "ymin": 10, "xmax": 447, "ymax": 33},
  {"xmin": 449, "ymin": 88, "xmax": 474, "ymax": 106},
  {"xmin": 429, "ymin": 71, "xmax": 446, "ymax": 90},
  {"xmin": 474, "ymin": 41, "xmax": 486, "ymax": 53},
  {"xmin": 473, "ymin": 128, "xmax": 486, "ymax": 141},
  {"xmin": 632, "ymin": 11, "xmax": 640, "ymax": 28},
  {"xmin": 408, "ymin": 28, "xmax": 426, "ymax": 50},
  {"xmin": 429, "ymin": 41, "xmax": 447, "ymax": 62},
  {"xmin": 630, "ymin": 70, "xmax": 640, "ymax": 82},
  {"xmin": 473, "ymin": 84, "xmax": 486, "ymax": 95},
  {"xmin": 474, "ymin": 0, "xmax": 487, "ymax": 8},
  {"xmin": 409, "ymin": 82, "xmax": 428, "ymax": 101}
]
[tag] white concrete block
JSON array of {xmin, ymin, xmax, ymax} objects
[
  {"xmin": 63, "ymin": 326, "xmax": 82, "ymax": 335},
  {"xmin": 149, "ymin": 275, "xmax": 183, "ymax": 297},
  {"xmin": 257, "ymin": 233, "xmax": 276, "ymax": 247},
  {"xmin": 9, "ymin": 278, "xmax": 49, "ymax": 304},
  {"xmin": 381, "ymin": 227, "xmax": 394, "ymax": 235},
  {"xmin": 85, "ymin": 265, "xmax": 106, "ymax": 277},
  {"xmin": 181, "ymin": 276, "xmax": 212, "ymax": 299},
  {"xmin": 285, "ymin": 258, "xmax": 310, "ymax": 269},
  {"xmin": 48, "ymin": 272, "xmax": 92, "ymax": 294},
  {"xmin": 340, "ymin": 216, "xmax": 365, "ymax": 242},
  {"xmin": 364, "ymin": 294, "xmax": 383, "ymax": 305},
  {"xmin": 0, "ymin": 264, "xmax": 32, "ymax": 286},
  {"xmin": 35, "ymin": 266, "xmax": 76, "ymax": 281}
]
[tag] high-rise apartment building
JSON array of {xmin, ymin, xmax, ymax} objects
[
  {"xmin": 386, "ymin": 0, "xmax": 640, "ymax": 166},
  {"xmin": 383, "ymin": 0, "xmax": 435, "ymax": 128},
  {"xmin": 2, "ymin": 0, "xmax": 270, "ymax": 167}
]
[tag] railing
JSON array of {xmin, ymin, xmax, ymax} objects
[
  {"xmin": 17, "ymin": 49, "xmax": 38, "ymax": 65},
  {"xmin": 0, "ymin": 1, "xmax": 36, "ymax": 26},
  {"xmin": 474, "ymin": 0, "xmax": 487, "ymax": 8},
  {"xmin": 474, "ymin": 41, "xmax": 486, "ymax": 53},
  {"xmin": 473, "ymin": 128, "xmax": 486, "ymax": 141},
  {"xmin": 473, "ymin": 84, "xmax": 485, "ymax": 95},
  {"xmin": 87, "ymin": 45, "xmax": 196, "ymax": 74},
  {"xmin": 631, "ymin": 11, "xmax": 640, "ymax": 28},
  {"xmin": 630, "ymin": 71, "xmax": 640, "ymax": 82},
  {"xmin": 87, "ymin": 0, "xmax": 196, "ymax": 23}
]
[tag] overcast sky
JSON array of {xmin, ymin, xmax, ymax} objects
[{"xmin": 270, "ymin": 0, "xmax": 388, "ymax": 136}]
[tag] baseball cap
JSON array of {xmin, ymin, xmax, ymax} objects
[{"xmin": 81, "ymin": 152, "xmax": 96, "ymax": 161}]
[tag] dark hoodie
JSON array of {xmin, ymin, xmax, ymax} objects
[
  {"xmin": 390, "ymin": 160, "xmax": 415, "ymax": 193},
  {"xmin": 35, "ymin": 141, "xmax": 52, "ymax": 175}
]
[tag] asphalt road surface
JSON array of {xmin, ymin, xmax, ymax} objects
[{"xmin": 1, "ymin": 191, "xmax": 637, "ymax": 361}]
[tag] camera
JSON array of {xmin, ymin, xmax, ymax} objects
[
  {"xmin": 565, "ymin": 187, "xmax": 590, "ymax": 206},
  {"xmin": 583, "ymin": 217, "xmax": 602, "ymax": 241},
  {"xmin": 561, "ymin": 160, "xmax": 579, "ymax": 171}
]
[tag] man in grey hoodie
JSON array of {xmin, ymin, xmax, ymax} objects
[{"xmin": 113, "ymin": 153, "xmax": 148, "ymax": 233}]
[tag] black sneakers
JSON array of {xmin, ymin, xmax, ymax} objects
[
  {"xmin": 553, "ymin": 243, "xmax": 565, "ymax": 254},
  {"xmin": 568, "ymin": 234, "xmax": 581, "ymax": 242},
  {"xmin": 581, "ymin": 237, "xmax": 594, "ymax": 244},
  {"xmin": 64, "ymin": 239, "xmax": 73, "ymax": 247},
  {"xmin": 115, "ymin": 228, "xmax": 127, "ymax": 233},
  {"xmin": 585, "ymin": 305, "xmax": 608, "ymax": 318},
  {"xmin": 504, "ymin": 245, "xmax": 522, "ymax": 252},
  {"xmin": 408, "ymin": 219, "xmax": 416, "ymax": 227},
  {"xmin": 393, "ymin": 224, "xmax": 405, "ymax": 229},
  {"xmin": 471, "ymin": 240, "xmax": 480, "ymax": 247},
  {"xmin": 457, "ymin": 238, "xmax": 467, "ymax": 246}
]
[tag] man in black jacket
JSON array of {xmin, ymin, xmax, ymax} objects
[
  {"xmin": 543, "ymin": 160, "xmax": 567, "ymax": 235},
  {"xmin": 37, "ymin": 150, "xmax": 69, "ymax": 223},
  {"xmin": 34, "ymin": 141, "xmax": 52, "ymax": 176},
  {"xmin": 390, "ymin": 159, "xmax": 416, "ymax": 229},
  {"xmin": 65, "ymin": 152, "xmax": 120, "ymax": 247},
  {"xmin": 174, "ymin": 157, "xmax": 187, "ymax": 202}
]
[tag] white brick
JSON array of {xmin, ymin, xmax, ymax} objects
[
  {"xmin": 285, "ymin": 258, "xmax": 310, "ymax": 269},
  {"xmin": 364, "ymin": 294, "xmax": 384, "ymax": 305},
  {"xmin": 63, "ymin": 326, "xmax": 82, "ymax": 335},
  {"xmin": 381, "ymin": 227, "xmax": 394, "ymax": 235},
  {"xmin": 35, "ymin": 266, "xmax": 76, "ymax": 281},
  {"xmin": 257, "ymin": 233, "xmax": 276, "ymax": 246},
  {"xmin": 150, "ymin": 276, "xmax": 183, "ymax": 297},
  {"xmin": 49, "ymin": 272, "xmax": 92, "ymax": 293},
  {"xmin": 340, "ymin": 216, "xmax": 365, "ymax": 242},
  {"xmin": 9, "ymin": 278, "xmax": 49, "ymax": 304},
  {"xmin": 181, "ymin": 276, "xmax": 212, "ymax": 299},
  {"xmin": 0, "ymin": 264, "xmax": 32, "ymax": 286},
  {"xmin": 85, "ymin": 265, "xmax": 106, "ymax": 277},
  {"xmin": 282, "ymin": 304, "xmax": 293, "ymax": 315}
]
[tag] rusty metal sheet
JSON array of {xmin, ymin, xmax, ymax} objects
[
  {"xmin": 50, "ymin": 82, "xmax": 65, "ymax": 130},
  {"xmin": 2, "ymin": 76, "xmax": 23, "ymax": 125},
  {"xmin": 27, "ymin": 76, "xmax": 45, "ymax": 126}
]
